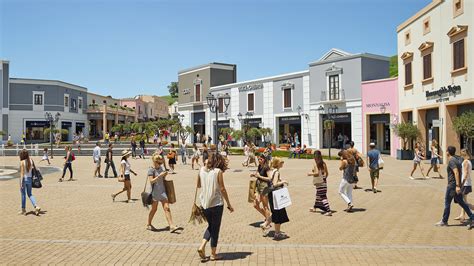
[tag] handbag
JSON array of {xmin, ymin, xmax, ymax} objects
[
  {"xmin": 167, "ymin": 152, "xmax": 174, "ymax": 159},
  {"xmin": 312, "ymin": 166, "xmax": 324, "ymax": 186},
  {"xmin": 164, "ymin": 179, "xmax": 176, "ymax": 204},
  {"xmin": 31, "ymin": 161, "xmax": 43, "ymax": 189},
  {"xmin": 272, "ymin": 187, "xmax": 292, "ymax": 210},
  {"xmin": 378, "ymin": 155, "xmax": 384, "ymax": 170},
  {"xmin": 141, "ymin": 171, "xmax": 153, "ymax": 208},
  {"xmin": 248, "ymin": 180, "xmax": 257, "ymax": 203},
  {"xmin": 188, "ymin": 182, "xmax": 207, "ymax": 225}
]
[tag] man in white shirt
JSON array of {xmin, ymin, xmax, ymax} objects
[{"xmin": 93, "ymin": 142, "xmax": 103, "ymax": 178}]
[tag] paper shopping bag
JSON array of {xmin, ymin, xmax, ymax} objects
[{"xmin": 272, "ymin": 187, "xmax": 292, "ymax": 210}]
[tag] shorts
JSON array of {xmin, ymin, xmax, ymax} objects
[
  {"xmin": 95, "ymin": 158, "xmax": 101, "ymax": 167},
  {"xmin": 370, "ymin": 169, "xmax": 380, "ymax": 180},
  {"xmin": 430, "ymin": 158, "xmax": 438, "ymax": 165},
  {"xmin": 413, "ymin": 160, "xmax": 421, "ymax": 165},
  {"xmin": 462, "ymin": 186, "xmax": 472, "ymax": 195},
  {"xmin": 256, "ymin": 180, "xmax": 269, "ymax": 194},
  {"xmin": 123, "ymin": 174, "xmax": 131, "ymax": 181}
]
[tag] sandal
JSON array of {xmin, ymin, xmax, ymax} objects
[
  {"xmin": 111, "ymin": 194, "xmax": 116, "ymax": 202},
  {"xmin": 170, "ymin": 226, "xmax": 181, "ymax": 233},
  {"xmin": 309, "ymin": 208, "xmax": 317, "ymax": 213},
  {"xmin": 197, "ymin": 249, "xmax": 206, "ymax": 260},
  {"xmin": 210, "ymin": 255, "xmax": 222, "ymax": 261},
  {"xmin": 146, "ymin": 225, "xmax": 157, "ymax": 231},
  {"xmin": 58, "ymin": 178, "xmax": 63, "ymax": 182}
]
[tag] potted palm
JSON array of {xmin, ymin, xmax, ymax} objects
[
  {"xmin": 394, "ymin": 122, "xmax": 420, "ymax": 160},
  {"xmin": 453, "ymin": 111, "xmax": 474, "ymax": 167}
]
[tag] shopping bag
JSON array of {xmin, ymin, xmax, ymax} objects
[
  {"xmin": 164, "ymin": 180, "xmax": 176, "ymax": 204},
  {"xmin": 248, "ymin": 180, "xmax": 257, "ymax": 203},
  {"xmin": 378, "ymin": 155, "xmax": 384, "ymax": 170},
  {"xmin": 272, "ymin": 187, "xmax": 292, "ymax": 210}
]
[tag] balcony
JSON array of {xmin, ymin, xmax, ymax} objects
[{"xmin": 320, "ymin": 89, "xmax": 345, "ymax": 103}]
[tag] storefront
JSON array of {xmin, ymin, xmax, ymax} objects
[
  {"xmin": 277, "ymin": 116, "xmax": 301, "ymax": 145},
  {"xmin": 321, "ymin": 113, "xmax": 351, "ymax": 148},
  {"xmin": 25, "ymin": 120, "xmax": 50, "ymax": 143},
  {"xmin": 192, "ymin": 112, "xmax": 205, "ymax": 142},
  {"xmin": 76, "ymin": 122, "xmax": 86, "ymax": 135}
]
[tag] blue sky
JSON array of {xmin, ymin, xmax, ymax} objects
[{"xmin": 1, "ymin": 0, "xmax": 430, "ymax": 98}]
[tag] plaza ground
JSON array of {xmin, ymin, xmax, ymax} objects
[{"xmin": 0, "ymin": 155, "xmax": 473, "ymax": 264}]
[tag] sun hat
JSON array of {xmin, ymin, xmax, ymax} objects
[
  {"xmin": 369, "ymin": 142, "xmax": 376, "ymax": 147},
  {"xmin": 121, "ymin": 150, "xmax": 132, "ymax": 158}
]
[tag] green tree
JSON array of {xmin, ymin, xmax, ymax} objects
[
  {"xmin": 394, "ymin": 122, "xmax": 421, "ymax": 150},
  {"xmin": 231, "ymin": 130, "xmax": 244, "ymax": 142},
  {"xmin": 168, "ymin": 82, "xmax": 179, "ymax": 98},
  {"xmin": 453, "ymin": 111, "xmax": 474, "ymax": 153},
  {"xmin": 219, "ymin": 128, "xmax": 233, "ymax": 139},
  {"xmin": 389, "ymin": 55, "xmax": 398, "ymax": 77},
  {"xmin": 246, "ymin": 128, "xmax": 262, "ymax": 146}
]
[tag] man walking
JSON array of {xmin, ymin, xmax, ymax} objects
[
  {"xmin": 93, "ymin": 142, "xmax": 103, "ymax": 178},
  {"xmin": 435, "ymin": 146, "xmax": 473, "ymax": 229},
  {"xmin": 367, "ymin": 143, "xmax": 381, "ymax": 193},
  {"xmin": 104, "ymin": 143, "xmax": 118, "ymax": 178}
]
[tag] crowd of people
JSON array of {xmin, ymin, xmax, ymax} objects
[{"xmin": 16, "ymin": 136, "xmax": 473, "ymax": 261}]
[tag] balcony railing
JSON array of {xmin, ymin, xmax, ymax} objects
[
  {"xmin": 87, "ymin": 104, "xmax": 136, "ymax": 115},
  {"xmin": 320, "ymin": 89, "xmax": 345, "ymax": 102}
]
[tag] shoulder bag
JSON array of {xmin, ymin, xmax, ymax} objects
[
  {"xmin": 141, "ymin": 170, "xmax": 153, "ymax": 207},
  {"xmin": 188, "ymin": 180, "xmax": 207, "ymax": 225},
  {"xmin": 377, "ymin": 154, "xmax": 384, "ymax": 170},
  {"xmin": 31, "ymin": 161, "xmax": 43, "ymax": 189}
]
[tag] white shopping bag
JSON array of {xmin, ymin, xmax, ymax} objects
[{"xmin": 272, "ymin": 187, "xmax": 292, "ymax": 210}]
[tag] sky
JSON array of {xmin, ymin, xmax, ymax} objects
[{"xmin": 1, "ymin": 0, "xmax": 430, "ymax": 98}]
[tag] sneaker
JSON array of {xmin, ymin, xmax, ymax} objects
[
  {"xmin": 18, "ymin": 209, "xmax": 26, "ymax": 215},
  {"xmin": 434, "ymin": 220, "xmax": 448, "ymax": 227},
  {"xmin": 324, "ymin": 211, "xmax": 332, "ymax": 216},
  {"xmin": 373, "ymin": 188, "xmax": 377, "ymax": 193},
  {"xmin": 466, "ymin": 219, "xmax": 473, "ymax": 230},
  {"xmin": 127, "ymin": 199, "xmax": 134, "ymax": 203},
  {"xmin": 35, "ymin": 206, "xmax": 41, "ymax": 216},
  {"xmin": 409, "ymin": 176, "xmax": 415, "ymax": 180}
]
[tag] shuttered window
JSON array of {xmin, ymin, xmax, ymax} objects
[
  {"xmin": 283, "ymin": 89, "xmax": 291, "ymax": 108},
  {"xmin": 453, "ymin": 39, "xmax": 465, "ymax": 70},
  {"xmin": 405, "ymin": 62, "xmax": 412, "ymax": 85},
  {"xmin": 423, "ymin": 54, "xmax": 432, "ymax": 80},
  {"xmin": 218, "ymin": 98, "xmax": 224, "ymax": 113},
  {"xmin": 247, "ymin": 93, "xmax": 254, "ymax": 111}
]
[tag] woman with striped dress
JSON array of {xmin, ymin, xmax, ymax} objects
[{"xmin": 307, "ymin": 150, "xmax": 332, "ymax": 216}]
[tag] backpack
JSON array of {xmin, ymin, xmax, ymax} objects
[{"xmin": 71, "ymin": 153, "xmax": 76, "ymax": 161}]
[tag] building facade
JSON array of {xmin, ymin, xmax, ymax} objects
[
  {"xmin": 120, "ymin": 97, "xmax": 146, "ymax": 121},
  {"xmin": 362, "ymin": 77, "xmax": 399, "ymax": 157},
  {"xmin": 1, "ymin": 60, "xmax": 9, "ymax": 140},
  {"xmin": 177, "ymin": 63, "xmax": 237, "ymax": 142},
  {"xmin": 397, "ymin": 0, "xmax": 473, "ymax": 156},
  {"xmin": 137, "ymin": 95, "xmax": 169, "ymax": 120}
]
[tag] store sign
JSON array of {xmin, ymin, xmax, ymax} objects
[
  {"xmin": 365, "ymin": 102, "xmax": 390, "ymax": 108},
  {"xmin": 426, "ymin": 85, "xmax": 461, "ymax": 102},
  {"xmin": 238, "ymin": 83, "xmax": 263, "ymax": 92},
  {"xmin": 183, "ymin": 88, "xmax": 191, "ymax": 95}
]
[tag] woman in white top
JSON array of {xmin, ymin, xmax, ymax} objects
[
  {"xmin": 426, "ymin": 139, "xmax": 443, "ymax": 179},
  {"xmin": 242, "ymin": 141, "xmax": 250, "ymax": 167},
  {"xmin": 111, "ymin": 150, "xmax": 137, "ymax": 203},
  {"xmin": 196, "ymin": 153, "xmax": 234, "ymax": 262},
  {"xmin": 191, "ymin": 143, "xmax": 201, "ymax": 170},
  {"xmin": 409, "ymin": 143, "xmax": 426, "ymax": 179},
  {"xmin": 19, "ymin": 149, "xmax": 41, "ymax": 215},
  {"xmin": 455, "ymin": 149, "xmax": 473, "ymax": 222}
]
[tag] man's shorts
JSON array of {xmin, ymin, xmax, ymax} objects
[
  {"xmin": 370, "ymin": 169, "xmax": 380, "ymax": 180},
  {"xmin": 95, "ymin": 158, "xmax": 101, "ymax": 167}
]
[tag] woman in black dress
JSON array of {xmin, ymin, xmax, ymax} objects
[
  {"xmin": 168, "ymin": 143, "xmax": 178, "ymax": 174},
  {"xmin": 250, "ymin": 154, "xmax": 272, "ymax": 228},
  {"xmin": 261, "ymin": 157, "xmax": 289, "ymax": 240}
]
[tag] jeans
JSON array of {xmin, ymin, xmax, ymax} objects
[
  {"xmin": 203, "ymin": 205, "xmax": 224, "ymax": 248},
  {"xmin": 140, "ymin": 147, "xmax": 145, "ymax": 158},
  {"xmin": 289, "ymin": 152, "xmax": 300, "ymax": 159},
  {"xmin": 442, "ymin": 184, "xmax": 474, "ymax": 223},
  {"xmin": 21, "ymin": 178, "xmax": 37, "ymax": 209},
  {"xmin": 181, "ymin": 152, "xmax": 186, "ymax": 164},
  {"xmin": 105, "ymin": 161, "xmax": 118, "ymax": 177},
  {"xmin": 131, "ymin": 147, "xmax": 136, "ymax": 158},
  {"xmin": 339, "ymin": 178, "xmax": 353, "ymax": 204},
  {"xmin": 62, "ymin": 162, "xmax": 73, "ymax": 179}
]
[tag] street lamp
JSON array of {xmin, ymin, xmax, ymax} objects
[
  {"xmin": 44, "ymin": 111, "xmax": 61, "ymax": 158},
  {"xmin": 207, "ymin": 92, "xmax": 230, "ymax": 145}
]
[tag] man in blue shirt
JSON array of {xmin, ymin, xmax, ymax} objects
[{"xmin": 367, "ymin": 143, "xmax": 381, "ymax": 193}]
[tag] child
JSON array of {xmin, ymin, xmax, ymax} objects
[{"xmin": 40, "ymin": 147, "xmax": 51, "ymax": 165}]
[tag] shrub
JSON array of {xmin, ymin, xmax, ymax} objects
[{"xmin": 394, "ymin": 122, "xmax": 420, "ymax": 150}]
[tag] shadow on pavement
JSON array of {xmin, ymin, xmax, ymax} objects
[{"xmin": 216, "ymin": 252, "xmax": 253, "ymax": 261}]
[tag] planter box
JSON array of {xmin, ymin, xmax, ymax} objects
[{"xmin": 397, "ymin": 149, "xmax": 414, "ymax": 160}]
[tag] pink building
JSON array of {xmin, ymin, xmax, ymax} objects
[
  {"xmin": 120, "ymin": 97, "xmax": 146, "ymax": 121},
  {"xmin": 361, "ymin": 77, "xmax": 399, "ymax": 157}
]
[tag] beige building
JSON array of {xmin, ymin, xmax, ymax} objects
[
  {"xmin": 137, "ymin": 95, "xmax": 169, "ymax": 120},
  {"xmin": 397, "ymin": 0, "xmax": 473, "ymax": 157}
]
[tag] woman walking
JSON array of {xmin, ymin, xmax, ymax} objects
[
  {"xmin": 19, "ymin": 149, "xmax": 41, "ymax": 215},
  {"xmin": 338, "ymin": 150, "xmax": 356, "ymax": 212},
  {"xmin": 409, "ymin": 143, "xmax": 426, "ymax": 179},
  {"xmin": 242, "ymin": 141, "xmax": 250, "ymax": 167},
  {"xmin": 191, "ymin": 143, "xmax": 201, "ymax": 170},
  {"xmin": 307, "ymin": 150, "xmax": 332, "ymax": 216},
  {"xmin": 260, "ymin": 157, "xmax": 289, "ymax": 240},
  {"xmin": 250, "ymin": 154, "xmax": 272, "ymax": 228},
  {"xmin": 111, "ymin": 150, "xmax": 137, "ymax": 203},
  {"xmin": 39, "ymin": 147, "xmax": 51, "ymax": 165},
  {"xmin": 147, "ymin": 153, "xmax": 180, "ymax": 232},
  {"xmin": 59, "ymin": 146, "xmax": 73, "ymax": 182},
  {"xmin": 168, "ymin": 143, "xmax": 178, "ymax": 174},
  {"xmin": 196, "ymin": 153, "xmax": 234, "ymax": 261},
  {"xmin": 454, "ymin": 149, "xmax": 473, "ymax": 222},
  {"xmin": 426, "ymin": 139, "xmax": 443, "ymax": 178},
  {"xmin": 180, "ymin": 141, "xmax": 187, "ymax": 165},
  {"xmin": 131, "ymin": 137, "xmax": 137, "ymax": 159}
]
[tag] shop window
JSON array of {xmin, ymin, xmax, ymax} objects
[
  {"xmin": 283, "ymin": 88, "xmax": 292, "ymax": 109},
  {"xmin": 64, "ymin": 96, "xmax": 69, "ymax": 107},
  {"xmin": 34, "ymin": 94, "xmax": 43, "ymax": 105},
  {"xmin": 329, "ymin": 75, "xmax": 340, "ymax": 100},
  {"xmin": 247, "ymin": 93, "xmax": 255, "ymax": 112},
  {"xmin": 405, "ymin": 62, "xmax": 412, "ymax": 86},
  {"xmin": 453, "ymin": 39, "xmax": 465, "ymax": 71},
  {"xmin": 218, "ymin": 98, "xmax": 224, "ymax": 113},
  {"xmin": 423, "ymin": 54, "xmax": 432, "ymax": 80},
  {"xmin": 423, "ymin": 17, "xmax": 430, "ymax": 35},
  {"xmin": 453, "ymin": 0, "xmax": 463, "ymax": 17}
]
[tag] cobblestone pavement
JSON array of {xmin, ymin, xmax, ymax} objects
[{"xmin": 1, "ymin": 154, "xmax": 473, "ymax": 265}]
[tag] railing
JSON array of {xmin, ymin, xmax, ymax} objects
[
  {"xmin": 87, "ymin": 104, "xmax": 136, "ymax": 115},
  {"xmin": 320, "ymin": 89, "xmax": 345, "ymax": 102}
]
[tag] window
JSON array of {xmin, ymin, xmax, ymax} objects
[
  {"xmin": 218, "ymin": 98, "xmax": 224, "ymax": 113},
  {"xmin": 195, "ymin": 84, "xmax": 201, "ymax": 102},
  {"xmin": 34, "ymin": 94, "xmax": 43, "ymax": 105},
  {"xmin": 283, "ymin": 88, "xmax": 291, "ymax": 108},
  {"xmin": 405, "ymin": 62, "xmax": 412, "ymax": 85},
  {"xmin": 423, "ymin": 54, "xmax": 432, "ymax": 80},
  {"xmin": 423, "ymin": 17, "xmax": 430, "ymax": 35},
  {"xmin": 247, "ymin": 93, "xmax": 254, "ymax": 111},
  {"xmin": 405, "ymin": 30, "xmax": 411, "ymax": 45},
  {"xmin": 71, "ymin": 99, "xmax": 77, "ymax": 110},
  {"xmin": 64, "ymin": 96, "xmax": 69, "ymax": 107},
  {"xmin": 453, "ymin": 39, "xmax": 465, "ymax": 70},
  {"xmin": 453, "ymin": 0, "xmax": 463, "ymax": 17},
  {"xmin": 329, "ymin": 75, "xmax": 340, "ymax": 100},
  {"xmin": 78, "ymin": 98, "xmax": 82, "ymax": 109}
]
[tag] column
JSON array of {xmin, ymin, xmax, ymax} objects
[{"xmin": 102, "ymin": 105, "xmax": 107, "ymax": 140}]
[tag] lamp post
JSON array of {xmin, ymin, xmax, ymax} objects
[
  {"xmin": 207, "ymin": 92, "xmax": 230, "ymax": 146},
  {"xmin": 44, "ymin": 112, "xmax": 61, "ymax": 158},
  {"xmin": 318, "ymin": 105, "xmax": 338, "ymax": 159}
]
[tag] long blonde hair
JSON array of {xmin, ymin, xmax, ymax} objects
[{"xmin": 461, "ymin": 149, "xmax": 471, "ymax": 160}]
